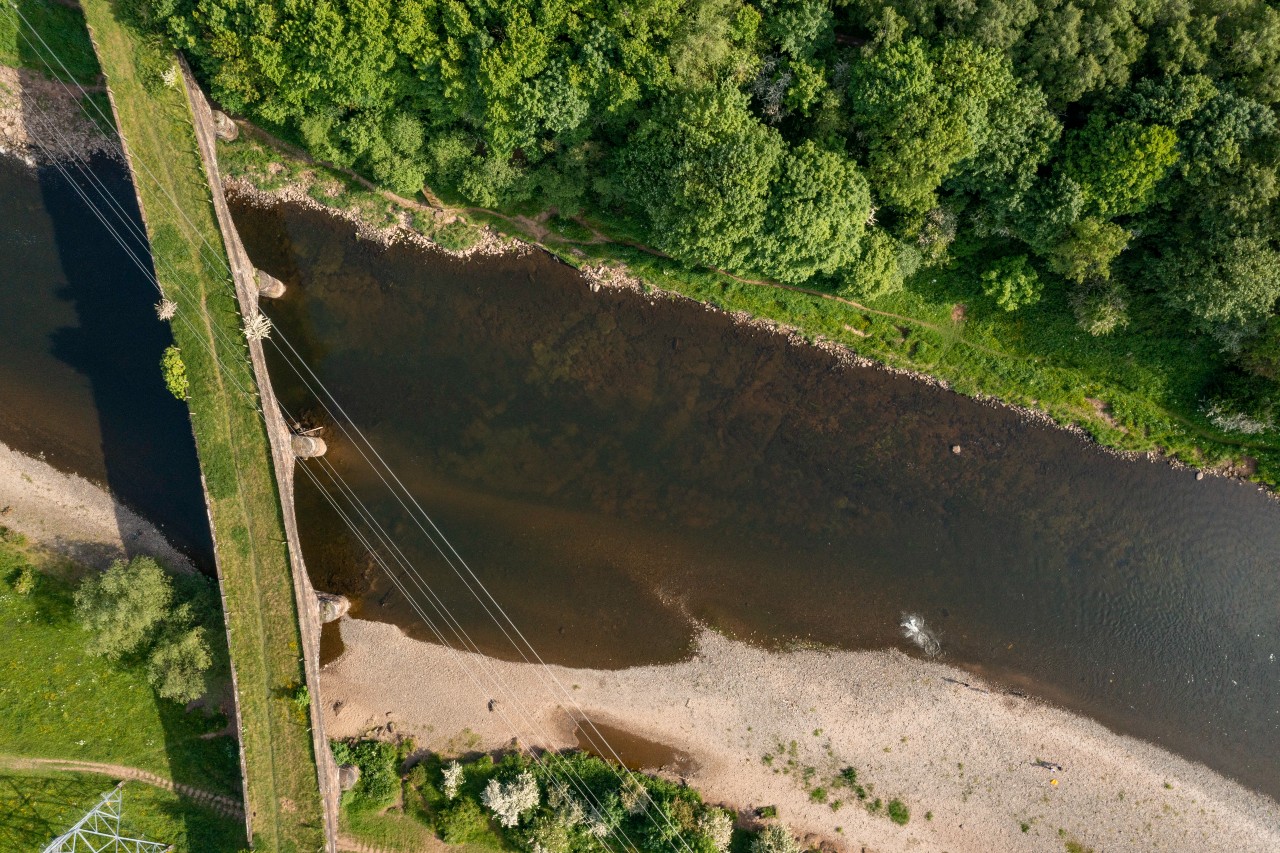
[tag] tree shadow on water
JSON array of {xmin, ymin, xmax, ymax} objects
[
  {"xmin": 35, "ymin": 141, "xmax": 246, "ymax": 851},
  {"xmin": 39, "ymin": 153, "xmax": 216, "ymax": 573}
]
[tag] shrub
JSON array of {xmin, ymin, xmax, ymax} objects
[
  {"xmin": 887, "ymin": 799, "xmax": 910, "ymax": 825},
  {"xmin": 12, "ymin": 563, "xmax": 36, "ymax": 595},
  {"xmin": 981, "ymin": 256, "xmax": 1042, "ymax": 311},
  {"xmin": 1071, "ymin": 281, "xmax": 1130, "ymax": 336},
  {"xmin": 439, "ymin": 798, "xmax": 496, "ymax": 845},
  {"xmin": 750, "ymin": 824, "xmax": 799, "ymax": 853},
  {"xmin": 524, "ymin": 813, "xmax": 574, "ymax": 853},
  {"xmin": 332, "ymin": 739, "xmax": 400, "ymax": 810},
  {"xmin": 160, "ymin": 345, "xmax": 189, "ymax": 400},
  {"xmin": 1241, "ymin": 316, "xmax": 1280, "ymax": 381},
  {"xmin": 697, "ymin": 808, "xmax": 734, "ymax": 853},
  {"xmin": 433, "ymin": 220, "xmax": 482, "ymax": 252},
  {"xmin": 841, "ymin": 229, "xmax": 903, "ymax": 301},
  {"xmin": 620, "ymin": 773, "xmax": 651, "ymax": 815}
]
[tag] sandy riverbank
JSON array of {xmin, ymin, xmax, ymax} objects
[
  {"xmin": 0, "ymin": 439, "xmax": 196, "ymax": 572},
  {"xmin": 322, "ymin": 618, "xmax": 1279, "ymax": 853},
  {"xmin": 0, "ymin": 65, "xmax": 118, "ymax": 166}
]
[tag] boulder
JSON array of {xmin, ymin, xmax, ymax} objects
[
  {"xmin": 337, "ymin": 764, "xmax": 360, "ymax": 791},
  {"xmin": 212, "ymin": 110, "xmax": 239, "ymax": 142},
  {"xmin": 317, "ymin": 591, "xmax": 350, "ymax": 623}
]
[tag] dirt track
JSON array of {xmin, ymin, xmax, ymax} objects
[{"xmin": 0, "ymin": 754, "xmax": 243, "ymax": 818}]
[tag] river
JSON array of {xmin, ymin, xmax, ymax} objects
[
  {"xmin": 0, "ymin": 155, "xmax": 213, "ymax": 568},
  {"xmin": 235, "ymin": 197, "xmax": 1280, "ymax": 801}
]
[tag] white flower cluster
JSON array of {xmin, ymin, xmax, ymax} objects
[
  {"xmin": 244, "ymin": 311, "xmax": 273, "ymax": 341},
  {"xmin": 442, "ymin": 760, "xmax": 464, "ymax": 800},
  {"xmin": 481, "ymin": 770, "xmax": 540, "ymax": 827},
  {"xmin": 155, "ymin": 298, "xmax": 177, "ymax": 321},
  {"xmin": 698, "ymin": 809, "xmax": 734, "ymax": 853},
  {"xmin": 1205, "ymin": 401, "xmax": 1274, "ymax": 435}
]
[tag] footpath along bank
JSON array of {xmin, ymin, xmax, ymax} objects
[{"xmin": 78, "ymin": 0, "xmax": 334, "ymax": 849}]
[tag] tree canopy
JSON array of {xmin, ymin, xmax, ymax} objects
[
  {"xmin": 74, "ymin": 556, "xmax": 216, "ymax": 703},
  {"xmin": 150, "ymin": 0, "xmax": 1280, "ymax": 416}
]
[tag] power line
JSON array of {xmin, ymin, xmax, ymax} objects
[{"xmin": 8, "ymin": 12, "xmax": 706, "ymax": 847}]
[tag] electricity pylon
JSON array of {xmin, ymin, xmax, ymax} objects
[{"xmin": 41, "ymin": 782, "xmax": 173, "ymax": 852}]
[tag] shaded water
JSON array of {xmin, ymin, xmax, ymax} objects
[
  {"xmin": 0, "ymin": 156, "xmax": 213, "ymax": 568},
  {"xmin": 574, "ymin": 719, "xmax": 696, "ymax": 775},
  {"xmin": 233, "ymin": 199, "xmax": 1280, "ymax": 800}
]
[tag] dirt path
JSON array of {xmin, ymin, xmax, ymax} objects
[{"xmin": 0, "ymin": 755, "xmax": 244, "ymax": 818}]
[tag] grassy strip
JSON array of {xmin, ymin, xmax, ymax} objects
[
  {"xmin": 77, "ymin": 2, "xmax": 326, "ymax": 850},
  {"xmin": 0, "ymin": 534, "xmax": 240, "ymax": 796},
  {"xmin": 219, "ymin": 131, "xmax": 1280, "ymax": 484},
  {"xmin": 0, "ymin": 768, "xmax": 245, "ymax": 852},
  {"xmin": 0, "ymin": 0, "xmax": 101, "ymax": 83},
  {"xmin": 219, "ymin": 134, "xmax": 486, "ymax": 252}
]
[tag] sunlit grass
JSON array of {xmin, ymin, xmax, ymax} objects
[
  {"xmin": 0, "ymin": 536, "xmax": 240, "ymax": 795},
  {"xmin": 0, "ymin": 769, "xmax": 245, "ymax": 852},
  {"xmin": 77, "ymin": 1, "xmax": 326, "ymax": 849}
]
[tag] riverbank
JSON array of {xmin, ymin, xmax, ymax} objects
[
  {"xmin": 215, "ymin": 131, "xmax": 1280, "ymax": 489},
  {"xmin": 78, "ymin": 4, "xmax": 329, "ymax": 847},
  {"xmin": 0, "ymin": 64, "xmax": 117, "ymax": 165},
  {"xmin": 0, "ymin": 439, "xmax": 196, "ymax": 572},
  {"xmin": 321, "ymin": 619, "xmax": 1280, "ymax": 853}
]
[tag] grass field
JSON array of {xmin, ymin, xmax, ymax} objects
[
  {"xmin": 74, "ymin": 1, "xmax": 327, "ymax": 849},
  {"xmin": 0, "ymin": 769, "xmax": 246, "ymax": 852},
  {"xmin": 0, "ymin": 537, "xmax": 245, "ymax": 851},
  {"xmin": 0, "ymin": 0, "xmax": 101, "ymax": 83},
  {"xmin": 0, "ymin": 535, "xmax": 241, "ymax": 796}
]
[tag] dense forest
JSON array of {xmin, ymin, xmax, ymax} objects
[{"xmin": 139, "ymin": 0, "xmax": 1279, "ymax": 415}]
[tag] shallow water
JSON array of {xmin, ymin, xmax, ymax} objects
[
  {"xmin": 0, "ymin": 156, "xmax": 213, "ymax": 568},
  {"xmin": 574, "ymin": 719, "xmax": 696, "ymax": 775},
  {"xmin": 233, "ymin": 198, "xmax": 1280, "ymax": 801}
]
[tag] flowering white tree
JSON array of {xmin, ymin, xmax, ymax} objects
[
  {"xmin": 481, "ymin": 771, "xmax": 540, "ymax": 827},
  {"xmin": 698, "ymin": 809, "xmax": 734, "ymax": 853},
  {"xmin": 442, "ymin": 761, "xmax": 464, "ymax": 800}
]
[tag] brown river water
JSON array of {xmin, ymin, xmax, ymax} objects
[
  {"xmin": 0, "ymin": 157, "xmax": 213, "ymax": 566},
  {"xmin": 230, "ymin": 198, "xmax": 1280, "ymax": 801}
]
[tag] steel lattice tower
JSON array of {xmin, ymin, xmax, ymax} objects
[{"xmin": 41, "ymin": 782, "xmax": 173, "ymax": 853}]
